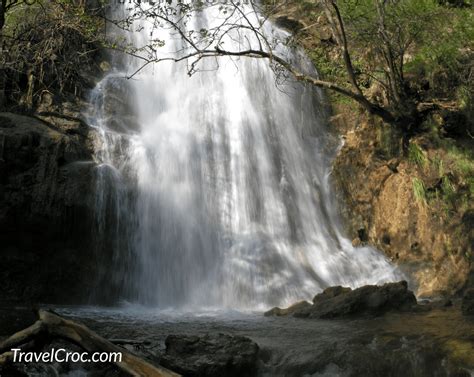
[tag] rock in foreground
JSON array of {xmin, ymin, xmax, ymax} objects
[
  {"xmin": 160, "ymin": 333, "xmax": 259, "ymax": 377},
  {"xmin": 265, "ymin": 281, "xmax": 417, "ymax": 319}
]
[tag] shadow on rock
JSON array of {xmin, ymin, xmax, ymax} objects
[{"xmin": 160, "ymin": 333, "xmax": 259, "ymax": 377}]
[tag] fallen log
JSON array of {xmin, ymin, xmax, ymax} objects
[{"xmin": 0, "ymin": 309, "xmax": 180, "ymax": 377}]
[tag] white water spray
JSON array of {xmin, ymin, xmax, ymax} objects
[{"xmin": 87, "ymin": 2, "xmax": 402, "ymax": 309}]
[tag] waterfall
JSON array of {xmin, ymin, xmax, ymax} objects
[{"xmin": 87, "ymin": 1, "xmax": 402, "ymax": 309}]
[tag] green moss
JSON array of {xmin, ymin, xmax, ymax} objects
[
  {"xmin": 446, "ymin": 145, "xmax": 474, "ymax": 177},
  {"xmin": 468, "ymin": 177, "xmax": 474, "ymax": 195},
  {"xmin": 454, "ymin": 155, "xmax": 474, "ymax": 177},
  {"xmin": 441, "ymin": 176, "xmax": 456, "ymax": 203},
  {"xmin": 4, "ymin": 2, "xmax": 40, "ymax": 31},
  {"xmin": 427, "ymin": 144, "xmax": 473, "ymax": 211},
  {"xmin": 413, "ymin": 177, "xmax": 427, "ymax": 204},
  {"xmin": 408, "ymin": 143, "xmax": 427, "ymax": 167},
  {"xmin": 431, "ymin": 153, "xmax": 445, "ymax": 176}
]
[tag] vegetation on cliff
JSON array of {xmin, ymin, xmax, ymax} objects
[
  {"xmin": 0, "ymin": 0, "xmax": 103, "ymax": 112},
  {"xmin": 267, "ymin": 0, "xmax": 472, "ymax": 134},
  {"xmin": 2, "ymin": 0, "xmax": 471, "ymax": 137},
  {"xmin": 286, "ymin": 1, "xmax": 474, "ymax": 295}
]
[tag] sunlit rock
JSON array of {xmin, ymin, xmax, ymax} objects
[{"xmin": 265, "ymin": 281, "xmax": 417, "ymax": 319}]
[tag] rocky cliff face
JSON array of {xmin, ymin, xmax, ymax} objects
[
  {"xmin": 332, "ymin": 108, "xmax": 473, "ymax": 298},
  {"xmin": 0, "ymin": 111, "xmax": 98, "ymax": 303}
]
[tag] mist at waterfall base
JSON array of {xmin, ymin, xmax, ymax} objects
[{"xmin": 87, "ymin": 3, "xmax": 403, "ymax": 310}]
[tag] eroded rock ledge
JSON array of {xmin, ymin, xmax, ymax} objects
[{"xmin": 264, "ymin": 281, "xmax": 417, "ymax": 319}]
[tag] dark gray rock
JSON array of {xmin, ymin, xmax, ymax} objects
[
  {"xmin": 0, "ymin": 112, "xmax": 98, "ymax": 304},
  {"xmin": 274, "ymin": 16, "xmax": 305, "ymax": 33},
  {"xmin": 0, "ymin": 307, "xmax": 37, "ymax": 335},
  {"xmin": 265, "ymin": 281, "xmax": 417, "ymax": 319},
  {"xmin": 160, "ymin": 333, "xmax": 259, "ymax": 377},
  {"xmin": 462, "ymin": 289, "xmax": 474, "ymax": 316}
]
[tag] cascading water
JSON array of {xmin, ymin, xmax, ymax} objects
[{"xmin": 87, "ymin": 1, "xmax": 402, "ymax": 309}]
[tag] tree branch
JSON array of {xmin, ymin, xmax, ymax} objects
[{"xmin": 108, "ymin": 2, "xmax": 397, "ymax": 125}]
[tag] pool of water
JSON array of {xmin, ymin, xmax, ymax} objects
[
  {"xmin": 48, "ymin": 304, "xmax": 474, "ymax": 377},
  {"xmin": 1, "ymin": 304, "xmax": 472, "ymax": 376}
]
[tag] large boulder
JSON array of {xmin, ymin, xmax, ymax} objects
[
  {"xmin": 265, "ymin": 281, "xmax": 417, "ymax": 319},
  {"xmin": 160, "ymin": 333, "xmax": 259, "ymax": 377}
]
